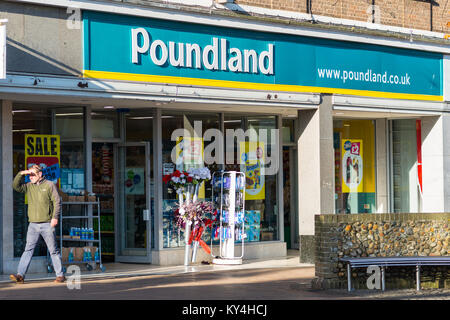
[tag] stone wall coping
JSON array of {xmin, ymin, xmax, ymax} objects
[{"xmin": 316, "ymin": 213, "xmax": 450, "ymax": 223}]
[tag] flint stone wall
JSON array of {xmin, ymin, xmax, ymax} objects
[{"xmin": 313, "ymin": 213, "xmax": 450, "ymax": 290}]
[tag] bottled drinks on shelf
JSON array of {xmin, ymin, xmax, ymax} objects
[
  {"xmin": 94, "ymin": 247, "xmax": 100, "ymax": 263},
  {"xmin": 68, "ymin": 248, "xmax": 74, "ymax": 262}
]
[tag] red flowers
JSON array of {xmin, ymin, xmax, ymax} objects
[
  {"xmin": 162, "ymin": 174, "xmax": 171, "ymax": 183},
  {"xmin": 172, "ymin": 170, "xmax": 181, "ymax": 178}
]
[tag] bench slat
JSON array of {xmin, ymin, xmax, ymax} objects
[{"xmin": 340, "ymin": 256, "xmax": 450, "ymax": 267}]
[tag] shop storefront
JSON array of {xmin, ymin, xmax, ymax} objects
[{"xmin": 0, "ymin": 1, "xmax": 448, "ymax": 273}]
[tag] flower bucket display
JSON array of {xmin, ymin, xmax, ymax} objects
[{"xmin": 163, "ymin": 167, "xmax": 213, "ymax": 265}]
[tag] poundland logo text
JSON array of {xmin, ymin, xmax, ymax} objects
[{"xmin": 131, "ymin": 28, "xmax": 274, "ymax": 75}]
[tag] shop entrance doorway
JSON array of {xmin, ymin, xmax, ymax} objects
[{"xmin": 115, "ymin": 142, "xmax": 152, "ymax": 263}]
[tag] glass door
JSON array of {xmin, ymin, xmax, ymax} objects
[{"xmin": 115, "ymin": 142, "xmax": 152, "ymax": 263}]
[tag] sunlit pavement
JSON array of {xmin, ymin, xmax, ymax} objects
[
  {"xmin": 1, "ymin": 265, "xmax": 352, "ymax": 300},
  {"xmin": 1, "ymin": 252, "xmax": 448, "ymax": 300}
]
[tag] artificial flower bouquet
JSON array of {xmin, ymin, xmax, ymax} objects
[{"xmin": 162, "ymin": 167, "xmax": 211, "ymax": 195}]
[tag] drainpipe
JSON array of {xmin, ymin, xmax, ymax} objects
[
  {"xmin": 430, "ymin": 1, "xmax": 433, "ymax": 32},
  {"xmin": 306, "ymin": 0, "xmax": 311, "ymax": 14}
]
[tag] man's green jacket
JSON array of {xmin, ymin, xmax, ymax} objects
[{"xmin": 13, "ymin": 172, "xmax": 61, "ymax": 223}]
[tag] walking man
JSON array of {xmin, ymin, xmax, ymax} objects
[{"xmin": 10, "ymin": 164, "xmax": 65, "ymax": 283}]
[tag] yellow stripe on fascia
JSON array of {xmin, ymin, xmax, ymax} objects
[{"xmin": 83, "ymin": 70, "xmax": 443, "ymax": 102}]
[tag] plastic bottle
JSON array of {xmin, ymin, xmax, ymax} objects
[
  {"xmin": 68, "ymin": 248, "xmax": 74, "ymax": 262},
  {"xmin": 94, "ymin": 247, "xmax": 100, "ymax": 263},
  {"xmin": 86, "ymin": 248, "xmax": 92, "ymax": 262}
]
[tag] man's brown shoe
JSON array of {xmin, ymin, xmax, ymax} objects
[
  {"xmin": 10, "ymin": 274, "xmax": 24, "ymax": 284},
  {"xmin": 54, "ymin": 276, "xmax": 66, "ymax": 283}
]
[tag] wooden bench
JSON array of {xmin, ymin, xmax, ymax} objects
[{"xmin": 340, "ymin": 256, "xmax": 450, "ymax": 292}]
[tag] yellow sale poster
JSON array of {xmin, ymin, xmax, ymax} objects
[
  {"xmin": 24, "ymin": 134, "xmax": 61, "ymax": 203},
  {"xmin": 240, "ymin": 141, "xmax": 265, "ymax": 200},
  {"xmin": 24, "ymin": 134, "xmax": 60, "ymax": 183}
]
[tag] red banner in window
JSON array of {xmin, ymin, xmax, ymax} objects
[{"xmin": 416, "ymin": 120, "xmax": 423, "ymax": 194}]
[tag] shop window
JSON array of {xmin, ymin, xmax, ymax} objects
[
  {"xmin": 126, "ymin": 110, "xmax": 154, "ymax": 142},
  {"xmin": 225, "ymin": 115, "xmax": 279, "ymax": 242},
  {"xmin": 55, "ymin": 109, "xmax": 85, "ymax": 195},
  {"xmin": 55, "ymin": 109, "xmax": 83, "ymax": 140},
  {"xmin": 334, "ymin": 119, "xmax": 376, "ymax": 214},
  {"xmin": 161, "ymin": 112, "xmax": 220, "ymax": 248},
  {"xmin": 13, "ymin": 106, "xmax": 52, "ymax": 257},
  {"xmin": 12, "ymin": 105, "xmax": 86, "ymax": 257},
  {"xmin": 244, "ymin": 116, "xmax": 278, "ymax": 242},
  {"xmin": 391, "ymin": 119, "xmax": 421, "ymax": 213},
  {"xmin": 282, "ymin": 118, "xmax": 295, "ymax": 144}
]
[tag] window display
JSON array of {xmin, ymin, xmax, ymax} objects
[
  {"xmin": 334, "ymin": 119, "xmax": 376, "ymax": 214},
  {"xmin": 161, "ymin": 112, "xmax": 220, "ymax": 248},
  {"xmin": 240, "ymin": 116, "xmax": 278, "ymax": 241}
]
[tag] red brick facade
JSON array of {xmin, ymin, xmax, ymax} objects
[{"xmin": 236, "ymin": 0, "xmax": 450, "ymax": 33}]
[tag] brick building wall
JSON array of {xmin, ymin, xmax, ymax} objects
[{"xmin": 235, "ymin": 0, "xmax": 450, "ymax": 33}]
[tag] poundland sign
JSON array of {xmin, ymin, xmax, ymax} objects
[{"xmin": 83, "ymin": 11, "xmax": 443, "ymax": 101}]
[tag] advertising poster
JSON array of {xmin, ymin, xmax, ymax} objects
[
  {"xmin": 176, "ymin": 136, "xmax": 204, "ymax": 167},
  {"xmin": 175, "ymin": 136, "xmax": 205, "ymax": 199},
  {"xmin": 60, "ymin": 168, "xmax": 84, "ymax": 192},
  {"xmin": 125, "ymin": 167, "xmax": 145, "ymax": 195},
  {"xmin": 24, "ymin": 134, "xmax": 60, "ymax": 184},
  {"xmin": 341, "ymin": 139, "xmax": 364, "ymax": 193},
  {"xmin": 240, "ymin": 141, "xmax": 265, "ymax": 200}
]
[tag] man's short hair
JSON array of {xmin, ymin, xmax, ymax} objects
[{"xmin": 29, "ymin": 164, "xmax": 43, "ymax": 174}]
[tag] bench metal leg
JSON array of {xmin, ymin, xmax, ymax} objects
[
  {"xmin": 381, "ymin": 266, "xmax": 385, "ymax": 291},
  {"xmin": 416, "ymin": 265, "xmax": 421, "ymax": 291},
  {"xmin": 347, "ymin": 264, "xmax": 352, "ymax": 292}
]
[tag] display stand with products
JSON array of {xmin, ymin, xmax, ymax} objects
[
  {"xmin": 92, "ymin": 142, "xmax": 115, "ymax": 261},
  {"xmin": 47, "ymin": 198, "xmax": 106, "ymax": 273},
  {"xmin": 211, "ymin": 171, "xmax": 245, "ymax": 265}
]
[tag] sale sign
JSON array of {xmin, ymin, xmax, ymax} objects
[{"xmin": 25, "ymin": 134, "xmax": 61, "ymax": 184}]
